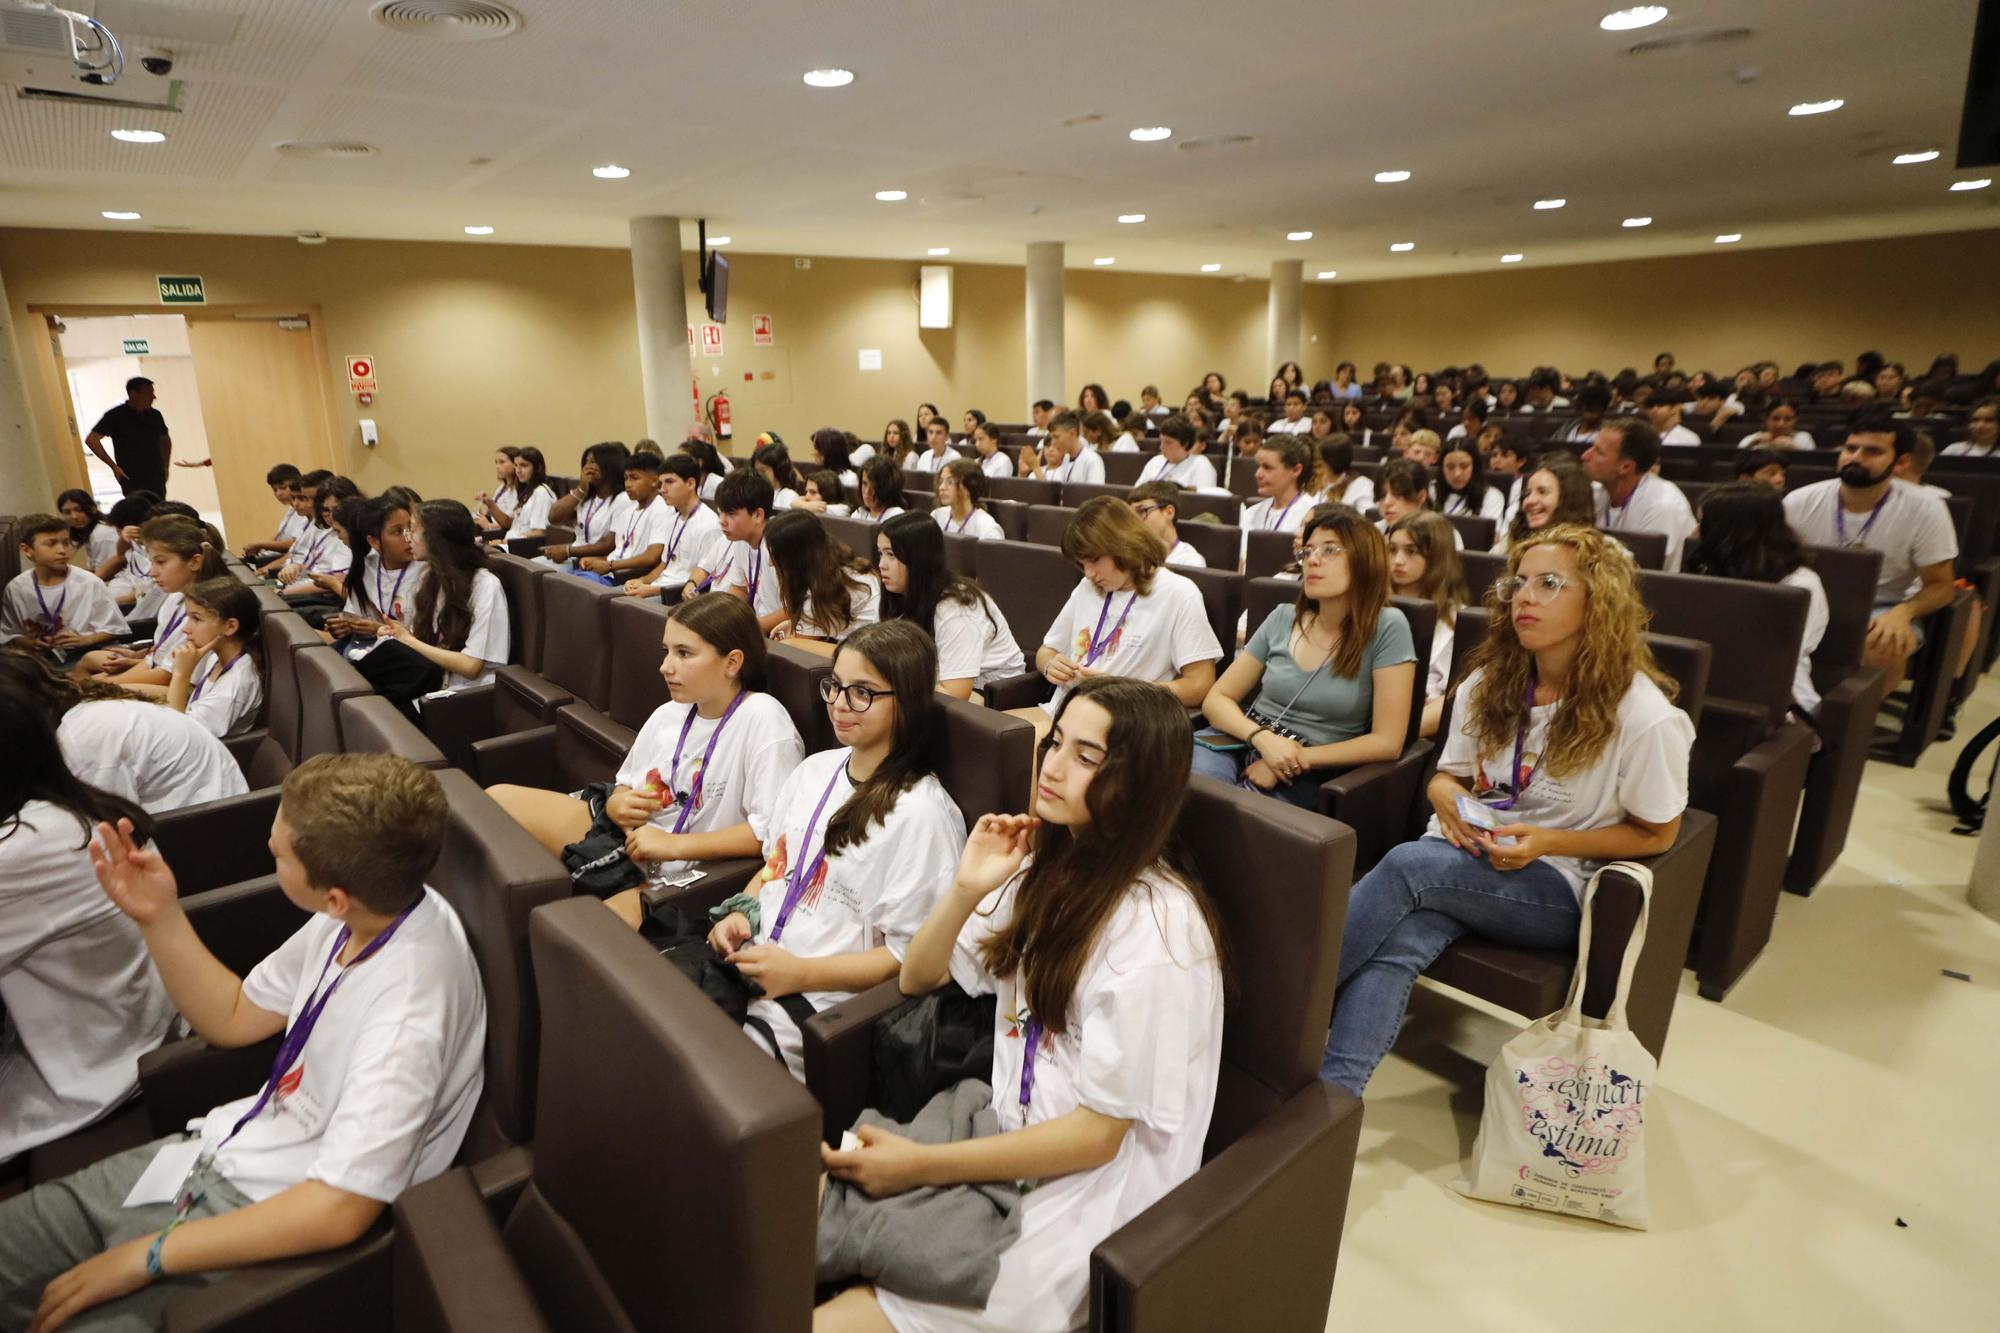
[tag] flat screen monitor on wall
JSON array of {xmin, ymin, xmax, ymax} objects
[{"xmin": 706, "ymin": 253, "xmax": 729, "ymax": 323}]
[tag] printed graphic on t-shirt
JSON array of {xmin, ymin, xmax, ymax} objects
[
  {"xmin": 1473, "ymin": 742, "xmax": 1542, "ymax": 804},
  {"xmin": 765, "ymin": 831, "xmax": 788, "ymax": 881},
  {"xmin": 644, "ymin": 762, "xmax": 706, "ymax": 814}
]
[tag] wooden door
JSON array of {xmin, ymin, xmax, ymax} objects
[{"xmin": 184, "ymin": 317, "xmax": 342, "ymax": 547}]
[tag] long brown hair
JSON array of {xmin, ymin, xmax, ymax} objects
[
  {"xmin": 1294, "ymin": 508, "xmax": 1390, "ymax": 679},
  {"xmin": 978, "ymin": 677, "xmax": 1226, "ymax": 1035},
  {"xmin": 1503, "ymin": 454, "xmax": 1595, "ymax": 547},
  {"xmin": 137, "ymin": 515, "xmax": 216, "ymax": 580},
  {"xmin": 765, "ymin": 510, "xmax": 872, "ymax": 638},
  {"xmin": 1389, "ymin": 510, "xmax": 1464, "ymax": 623},
  {"xmin": 413, "ymin": 500, "xmax": 489, "ymax": 652},
  {"xmin": 1460, "ymin": 524, "xmax": 1678, "ymax": 777},
  {"xmin": 1059, "ymin": 497, "xmax": 1168, "ymax": 594},
  {"xmin": 823, "ymin": 621, "xmax": 940, "ymax": 857}
]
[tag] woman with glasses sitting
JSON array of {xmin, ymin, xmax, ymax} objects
[
  {"xmin": 1195, "ymin": 509, "xmax": 1415, "ymax": 807},
  {"xmin": 1320, "ymin": 525, "xmax": 1695, "ymax": 1095}
]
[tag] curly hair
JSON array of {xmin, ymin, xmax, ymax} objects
[{"xmin": 1458, "ymin": 524, "xmax": 1678, "ymax": 778}]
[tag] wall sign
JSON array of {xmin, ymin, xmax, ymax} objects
[
  {"xmin": 347, "ymin": 355, "xmax": 377, "ymax": 394},
  {"xmin": 122, "ymin": 338, "xmax": 150, "ymax": 355},
  {"xmin": 752, "ymin": 313, "xmax": 774, "ymax": 346},
  {"xmin": 700, "ymin": 322, "xmax": 724, "ymax": 356},
  {"xmin": 156, "ymin": 275, "xmax": 205, "ymax": 305}
]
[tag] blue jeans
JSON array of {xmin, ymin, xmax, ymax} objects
[
  {"xmin": 1190, "ymin": 742, "xmax": 1326, "ymax": 811},
  {"xmin": 1321, "ymin": 836, "xmax": 1581, "ymax": 1095}
]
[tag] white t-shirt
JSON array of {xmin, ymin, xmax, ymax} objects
[
  {"xmin": 877, "ymin": 864, "xmax": 1223, "ymax": 1333},
  {"xmin": 1431, "ymin": 668, "xmax": 1696, "ymax": 896},
  {"xmin": 505, "ymin": 483, "xmax": 555, "ymax": 538},
  {"xmin": 109, "ymin": 541, "xmax": 163, "ymax": 619},
  {"xmin": 720, "ymin": 538, "xmax": 783, "ymax": 619},
  {"xmin": 572, "ymin": 491, "xmax": 637, "ymax": 548},
  {"xmin": 1739, "ymin": 430, "xmax": 1817, "ymax": 452},
  {"xmin": 658, "ymin": 503, "xmax": 729, "ymax": 587},
  {"xmin": 608, "ymin": 495, "xmax": 672, "ymax": 565},
  {"xmin": 1050, "ymin": 449, "xmax": 1106, "ymax": 486},
  {"xmin": 339, "ymin": 556, "xmax": 429, "ymax": 664},
  {"xmin": 1267, "ymin": 416, "xmax": 1313, "ymax": 435},
  {"xmin": 979, "ymin": 451, "xmax": 1014, "ymax": 479},
  {"xmin": 771, "ymin": 486, "xmax": 802, "ymax": 513},
  {"xmin": 61, "ymin": 699, "xmax": 247, "ymax": 810},
  {"xmin": 932, "ymin": 591, "xmax": 1026, "ymax": 688},
  {"xmin": 291, "ymin": 526, "xmax": 350, "ymax": 577},
  {"xmin": 1040, "ymin": 567, "xmax": 1221, "ymax": 713},
  {"xmin": 1941, "ymin": 439, "xmax": 1997, "ymax": 458},
  {"xmin": 437, "ymin": 568, "xmax": 511, "ymax": 689},
  {"xmin": 1239, "ymin": 493, "xmax": 1312, "ymax": 565},
  {"xmin": 143, "ymin": 591, "xmax": 192, "ymax": 670},
  {"xmin": 866, "ymin": 506, "xmax": 908, "ymax": 526},
  {"xmin": 932, "ymin": 507, "xmax": 1006, "ymax": 542},
  {"xmin": 1660, "ymin": 423, "xmax": 1702, "ymax": 447},
  {"xmin": 613, "ymin": 693, "xmax": 803, "ymax": 879},
  {"xmin": 183, "ymin": 649, "xmax": 263, "ymax": 737},
  {"xmin": 1425, "ymin": 616, "xmax": 1457, "ymax": 700},
  {"xmin": 914, "ymin": 448, "xmax": 954, "ymax": 474},
  {"xmin": 1165, "ymin": 539, "xmax": 1205, "ymax": 568},
  {"xmin": 1781, "ymin": 566, "xmax": 1829, "ymax": 718},
  {"xmin": 1782, "ymin": 479, "xmax": 1959, "ymax": 605},
  {"xmin": 81, "ymin": 523, "xmax": 120, "ymax": 570},
  {"xmin": 275, "ymin": 507, "xmax": 311, "ymax": 545},
  {"xmin": 1599, "ymin": 474, "xmax": 1698, "ymax": 572},
  {"xmin": 700, "ymin": 474, "xmax": 723, "ymax": 503},
  {"xmin": 794, "ymin": 569, "xmax": 882, "ymax": 641},
  {"xmin": 488, "ymin": 485, "xmax": 519, "ymax": 521},
  {"xmin": 1138, "ymin": 453, "xmax": 1219, "ymax": 490},
  {"xmin": 198, "ymin": 888, "xmax": 486, "ymax": 1203},
  {"xmin": 1441, "ymin": 487, "xmax": 1508, "ymax": 522},
  {"xmin": 851, "ymin": 443, "xmax": 878, "ymax": 467},
  {"xmin": 0, "ymin": 801, "xmax": 177, "ymax": 1164},
  {"xmin": 748, "ymin": 750, "xmax": 966, "ymax": 1076},
  {"xmin": 0, "ymin": 567, "xmax": 128, "ymax": 644},
  {"xmin": 1324, "ymin": 474, "xmax": 1376, "ymax": 512},
  {"xmin": 1110, "ymin": 432, "xmax": 1142, "ymax": 453}
]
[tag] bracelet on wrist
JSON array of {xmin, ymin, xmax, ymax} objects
[{"xmin": 146, "ymin": 1217, "xmax": 187, "ymax": 1279}]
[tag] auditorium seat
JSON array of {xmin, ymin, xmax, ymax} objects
[
  {"xmin": 1786, "ymin": 546, "xmax": 1889, "ymax": 893},
  {"xmin": 942, "ymin": 531, "xmax": 980, "ymax": 575},
  {"xmin": 985, "ymin": 496, "xmax": 1029, "ymax": 541},
  {"xmin": 1614, "ymin": 529, "xmax": 1669, "ymax": 570},
  {"xmin": 974, "ymin": 540, "xmax": 1079, "ymax": 710},
  {"xmin": 487, "ymin": 551, "xmax": 549, "ymax": 672},
  {"xmin": 1178, "ymin": 565, "xmax": 1244, "ymax": 662},
  {"xmin": 820, "ymin": 512, "xmax": 877, "ymax": 560},
  {"xmin": 987, "ymin": 476, "xmax": 1061, "ymax": 506},
  {"xmin": 1244, "ymin": 529, "xmax": 1294, "ymax": 579},
  {"xmin": 768, "ymin": 640, "xmax": 837, "ymax": 755},
  {"xmin": 1444, "ymin": 514, "xmax": 1497, "ymax": 552},
  {"xmin": 1170, "ymin": 491, "xmax": 1242, "ymax": 526},
  {"xmin": 1024, "ymin": 503, "xmax": 1076, "ymax": 547},
  {"xmin": 1315, "ymin": 596, "xmax": 1436, "ymax": 872},
  {"xmin": 800, "ymin": 777, "xmax": 1364, "ymax": 1332},
  {"xmin": 1100, "ymin": 451, "xmax": 1148, "ymax": 485},
  {"xmin": 391, "ymin": 897, "xmax": 819, "ymax": 1332},
  {"xmin": 1174, "ymin": 520, "xmax": 1241, "ymax": 570},
  {"xmin": 336, "ymin": 694, "xmax": 448, "ymax": 769}
]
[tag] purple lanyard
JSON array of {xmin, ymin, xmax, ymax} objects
[
  {"xmin": 374, "ymin": 562, "xmax": 410, "ymax": 620},
  {"xmin": 1485, "ymin": 673, "xmax": 1539, "ymax": 811},
  {"xmin": 1606, "ymin": 476, "xmax": 1646, "ymax": 528},
  {"xmin": 1083, "ymin": 590, "xmax": 1138, "ymax": 666},
  {"xmin": 32, "ymin": 577, "xmax": 67, "ymax": 633},
  {"xmin": 1266, "ymin": 494, "xmax": 1301, "ymax": 531},
  {"xmin": 664, "ymin": 510, "xmax": 691, "ymax": 567},
  {"xmin": 948, "ymin": 509, "xmax": 973, "ymax": 534},
  {"xmin": 1834, "ymin": 489, "xmax": 1892, "ymax": 547},
  {"xmin": 149, "ymin": 605, "xmax": 186, "ymax": 665},
  {"xmin": 621, "ymin": 502, "xmax": 656, "ymax": 556},
  {"xmin": 578, "ymin": 495, "xmax": 606, "ymax": 543},
  {"xmin": 206, "ymin": 899, "xmax": 419, "ymax": 1163},
  {"xmin": 299, "ymin": 529, "xmax": 329, "ymax": 568},
  {"xmin": 191, "ymin": 651, "xmax": 245, "ymax": 702},
  {"xmin": 1019, "ymin": 1016, "xmax": 1044, "ymax": 1109},
  {"xmin": 746, "ymin": 546, "xmax": 763, "ymax": 599},
  {"xmin": 664, "ymin": 690, "xmax": 747, "ymax": 833},
  {"xmin": 768, "ymin": 763, "xmax": 846, "ymax": 942}
]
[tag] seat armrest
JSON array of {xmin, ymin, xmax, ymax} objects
[
  {"xmin": 800, "ymin": 979, "xmax": 919, "ymax": 1145},
  {"xmin": 179, "ymin": 876, "xmax": 298, "ymax": 978},
  {"xmin": 223, "ymin": 729, "xmax": 267, "ymax": 772},
  {"xmin": 419, "ymin": 684, "xmax": 498, "ymax": 773},
  {"xmin": 467, "ymin": 1144, "xmax": 535, "ymax": 1218},
  {"xmin": 981, "ymin": 671, "xmax": 1050, "ymax": 712},
  {"xmin": 1090, "ymin": 1082, "xmax": 1365, "ymax": 1333},
  {"xmin": 165, "ymin": 1229, "xmax": 393, "ymax": 1333},
  {"xmin": 138, "ymin": 1034, "xmax": 281, "ymax": 1138},
  {"xmin": 1319, "ymin": 741, "xmax": 1431, "ymax": 873},
  {"xmin": 394, "ymin": 1168, "xmax": 552, "ymax": 1333},
  {"xmin": 468, "ymin": 725, "xmax": 559, "ymax": 789},
  {"xmin": 504, "ymin": 536, "xmax": 550, "ymax": 556},
  {"xmin": 647, "ymin": 857, "xmax": 765, "ymax": 917},
  {"xmin": 153, "ymin": 789, "xmax": 284, "ymax": 894}
]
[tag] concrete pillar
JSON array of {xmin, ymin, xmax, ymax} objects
[
  {"xmin": 0, "ymin": 259, "xmax": 55, "ymax": 512},
  {"xmin": 629, "ymin": 215, "xmax": 695, "ymax": 444},
  {"xmin": 1025, "ymin": 241, "xmax": 1065, "ymax": 416},
  {"xmin": 1267, "ymin": 258, "xmax": 1303, "ymax": 378}
]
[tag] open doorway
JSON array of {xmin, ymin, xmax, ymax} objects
[{"xmin": 56, "ymin": 314, "xmax": 227, "ymax": 537}]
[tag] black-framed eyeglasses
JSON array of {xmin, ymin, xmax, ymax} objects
[
  {"xmin": 1131, "ymin": 502, "xmax": 1162, "ymax": 518},
  {"xmin": 819, "ymin": 676, "xmax": 894, "ymax": 712}
]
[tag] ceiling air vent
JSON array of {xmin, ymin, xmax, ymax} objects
[
  {"xmin": 274, "ymin": 140, "xmax": 380, "ymax": 159},
  {"xmin": 1624, "ymin": 25, "xmax": 1754, "ymax": 55},
  {"xmin": 1177, "ymin": 134, "xmax": 1257, "ymax": 152},
  {"xmin": 370, "ymin": 0, "xmax": 522, "ymax": 39}
]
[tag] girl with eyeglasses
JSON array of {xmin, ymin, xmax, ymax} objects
[
  {"xmin": 1321, "ymin": 524, "xmax": 1695, "ymax": 1095},
  {"xmin": 930, "ymin": 459, "xmax": 1005, "ymax": 541},
  {"xmin": 706, "ymin": 620, "xmax": 966, "ymax": 1078},
  {"xmin": 1196, "ymin": 510, "xmax": 1415, "ymax": 807}
]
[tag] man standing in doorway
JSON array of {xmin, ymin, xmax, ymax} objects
[{"xmin": 85, "ymin": 376, "xmax": 173, "ymax": 498}]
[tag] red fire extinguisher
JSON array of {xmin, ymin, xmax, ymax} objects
[{"xmin": 708, "ymin": 390, "xmax": 733, "ymax": 439}]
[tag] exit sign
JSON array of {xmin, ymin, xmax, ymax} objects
[
  {"xmin": 156, "ymin": 274, "xmax": 205, "ymax": 305},
  {"xmin": 122, "ymin": 338, "xmax": 149, "ymax": 355}
]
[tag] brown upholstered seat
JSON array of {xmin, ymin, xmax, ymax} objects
[{"xmin": 1786, "ymin": 546, "xmax": 1888, "ymax": 893}]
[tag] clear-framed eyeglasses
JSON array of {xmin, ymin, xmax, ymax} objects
[
  {"xmin": 1299, "ymin": 540, "xmax": 1347, "ymax": 564},
  {"xmin": 1495, "ymin": 572, "xmax": 1575, "ymax": 605}
]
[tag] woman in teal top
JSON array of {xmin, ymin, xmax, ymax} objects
[{"xmin": 1195, "ymin": 509, "xmax": 1416, "ymax": 807}]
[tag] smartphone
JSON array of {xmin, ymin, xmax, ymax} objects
[
  {"xmin": 1192, "ymin": 728, "xmax": 1248, "ymax": 752},
  {"xmin": 1455, "ymin": 794, "xmax": 1517, "ymax": 846}
]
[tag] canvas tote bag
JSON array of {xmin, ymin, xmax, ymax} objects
[{"xmin": 1454, "ymin": 861, "xmax": 1656, "ymax": 1230}]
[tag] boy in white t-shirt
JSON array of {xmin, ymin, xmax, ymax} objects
[
  {"xmin": 1128, "ymin": 481, "xmax": 1208, "ymax": 568},
  {"xmin": 0, "ymin": 753, "xmax": 486, "ymax": 1332},
  {"xmin": 0, "ymin": 514, "xmax": 129, "ymax": 665},
  {"xmin": 1016, "ymin": 411, "xmax": 1106, "ymax": 485},
  {"xmin": 575, "ymin": 454, "xmax": 670, "ymax": 586},
  {"xmin": 622, "ymin": 455, "xmax": 729, "ymax": 600},
  {"xmin": 239, "ymin": 464, "xmax": 305, "ymax": 561},
  {"xmin": 706, "ymin": 470, "xmax": 785, "ymax": 628},
  {"xmin": 1136, "ymin": 413, "xmax": 1220, "ymax": 490}
]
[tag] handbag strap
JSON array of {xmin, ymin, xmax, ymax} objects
[{"xmin": 1555, "ymin": 861, "xmax": 1653, "ymax": 1030}]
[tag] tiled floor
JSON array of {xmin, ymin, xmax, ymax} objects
[{"xmin": 1328, "ymin": 675, "xmax": 2000, "ymax": 1329}]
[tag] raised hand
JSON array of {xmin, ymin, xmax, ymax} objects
[
  {"xmin": 88, "ymin": 819, "xmax": 180, "ymax": 927},
  {"xmin": 954, "ymin": 813, "xmax": 1039, "ymax": 898}
]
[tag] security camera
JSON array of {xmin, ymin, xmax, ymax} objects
[{"xmin": 138, "ymin": 49, "xmax": 174, "ymax": 77}]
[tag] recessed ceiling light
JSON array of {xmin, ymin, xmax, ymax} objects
[
  {"xmin": 1389, "ymin": 241, "xmax": 1415, "ymax": 252},
  {"xmin": 463, "ymin": 225, "xmax": 494, "ymax": 235},
  {"xmin": 927, "ymin": 247, "xmax": 951, "ymax": 256},
  {"xmin": 708, "ymin": 236, "xmax": 731, "ymax": 246},
  {"xmin": 1501, "ymin": 253, "xmax": 1524, "ymax": 263},
  {"xmin": 111, "ymin": 129, "xmax": 165, "ymax": 144},
  {"xmin": 1622, "ymin": 216, "xmax": 1653, "ymax": 227},
  {"xmin": 1093, "ymin": 257, "xmax": 1115, "ymax": 266},
  {"xmin": 1533, "ymin": 198, "xmax": 1566, "ymax": 210},
  {"xmin": 874, "ymin": 189, "xmax": 907, "ymax": 201},
  {"xmin": 1715, "ymin": 233, "xmax": 1742, "ymax": 243},
  {"xmin": 1316, "ymin": 270, "xmax": 1337, "ymax": 279},
  {"xmin": 1117, "ymin": 213, "xmax": 1146, "ymax": 224},
  {"xmin": 803, "ymin": 68, "xmax": 855, "ymax": 88},
  {"xmin": 1129, "ymin": 126, "xmax": 1172, "ymax": 142},
  {"xmin": 1789, "ymin": 98, "xmax": 1844, "ymax": 116},
  {"xmin": 1600, "ymin": 7, "xmax": 1669, "ymax": 31},
  {"xmin": 1286, "ymin": 230, "xmax": 1313, "ymax": 241},
  {"xmin": 591, "ymin": 164, "xmax": 630, "ymax": 179},
  {"xmin": 1950, "ymin": 178, "xmax": 1992, "ymax": 192},
  {"xmin": 1373, "ymin": 170, "xmax": 1411, "ymax": 183},
  {"xmin": 101, "ymin": 210, "xmax": 142, "ymax": 220},
  {"xmin": 1893, "ymin": 150, "xmax": 1940, "ymax": 165},
  {"xmin": 1200, "ymin": 263, "xmax": 1222, "ymax": 272}
]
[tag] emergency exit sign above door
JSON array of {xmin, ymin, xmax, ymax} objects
[{"xmin": 156, "ymin": 275, "xmax": 206, "ymax": 305}]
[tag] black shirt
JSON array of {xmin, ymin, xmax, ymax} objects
[{"xmin": 89, "ymin": 403, "xmax": 170, "ymax": 484}]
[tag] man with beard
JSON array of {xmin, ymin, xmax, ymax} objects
[{"xmin": 1783, "ymin": 408, "xmax": 1958, "ymax": 697}]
